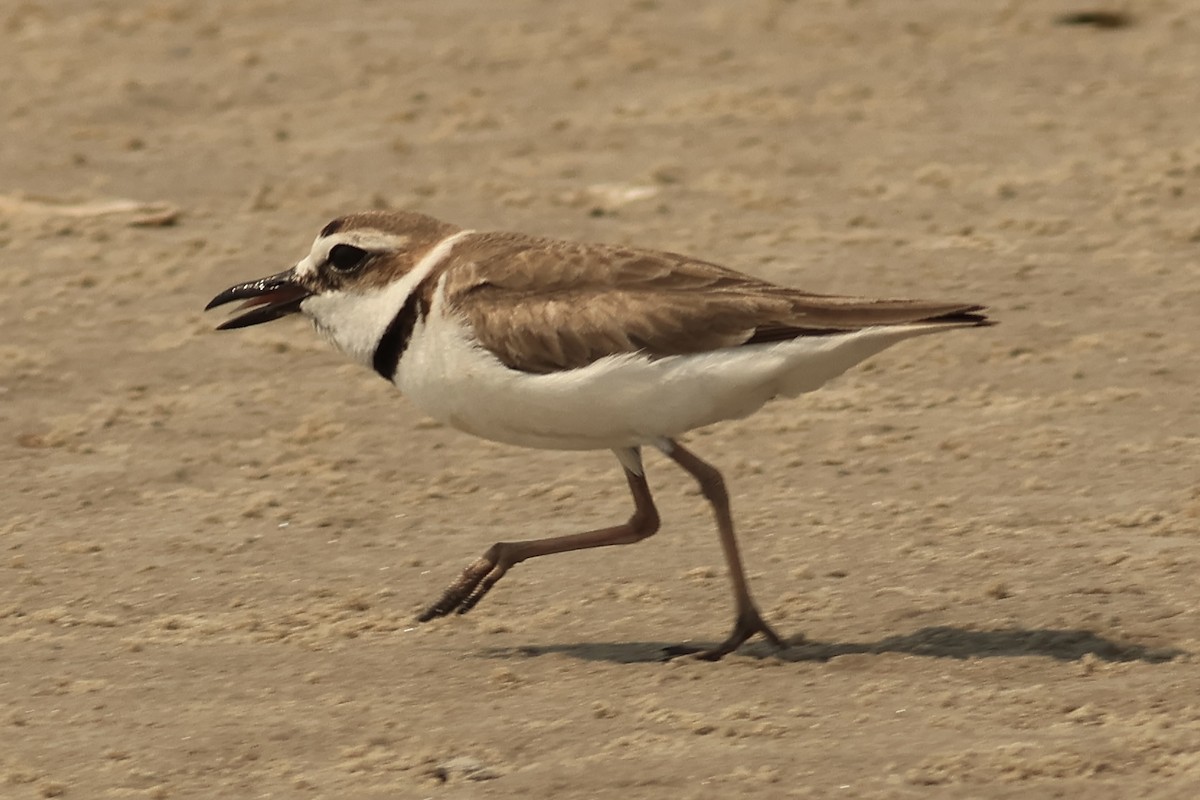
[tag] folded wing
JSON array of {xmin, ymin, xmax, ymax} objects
[{"xmin": 440, "ymin": 233, "xmax": 988, "ymax": 374}]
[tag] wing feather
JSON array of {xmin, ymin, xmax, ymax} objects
[{"xmin": 439, "ymin": 233, "xmax": 987, "ymax": 374}]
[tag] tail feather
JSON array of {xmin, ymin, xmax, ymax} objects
[
  {"xmin": 771, "ymin": 315, "xmax": 987, "ymax": 398},
  {"xmin": 746, "ymin": 302, "xmax": 992, "ymax": 345},
  {"xmin": 923, "ymin": 305, "xmax": 992, "ymax": 327}
]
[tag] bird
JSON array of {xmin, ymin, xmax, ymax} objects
[{"xmin": 206, "ymin": 210, "xmax": 991, "ymax": 660}]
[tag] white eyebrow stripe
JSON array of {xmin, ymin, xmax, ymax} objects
[
  {"xmin": 294, "ymin": 229, "xmax": 414, "ymax": 278},
  {"xmin": 330, "ymin": 230, "xmax": 413, "ymax": 251}
]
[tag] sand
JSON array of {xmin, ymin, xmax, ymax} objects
[{"xmin": 2, "ymin": 1, "xmax": 1199, "ymax": 797}]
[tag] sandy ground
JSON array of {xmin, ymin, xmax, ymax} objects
[{"xmin": 2, "ymin": 1, "xmax": 1200, "ymax": 797}]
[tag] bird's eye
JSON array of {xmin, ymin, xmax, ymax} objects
[{"xmin": 327, "ymin": 244, "xmax": 370, "ymax": 273}]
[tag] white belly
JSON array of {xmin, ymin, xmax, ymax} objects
[{"xmin": 394, "ymin": 308, "xmax": 954, "ymax": 451}]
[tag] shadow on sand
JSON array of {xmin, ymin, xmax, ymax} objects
[{"xmin": 479, "ymin": 625, "xmax": 1185, "ymax": 665}]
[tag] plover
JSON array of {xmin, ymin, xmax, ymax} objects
[{"xmin": 207, "ymin": 211, "xmax": 990, "ymax": 659}]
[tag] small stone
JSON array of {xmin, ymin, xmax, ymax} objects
[
  {"xmin": 431, "ymin": 756, "xmax": 500, "ymax": 782},
  {"xmin": 984, "ymin": 582, "xmax": 1011, "ymax": 600}
]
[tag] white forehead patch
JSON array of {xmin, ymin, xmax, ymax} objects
[{"xmin": 292, "ymin": 229, "xmax": 413, "ymax": 279}]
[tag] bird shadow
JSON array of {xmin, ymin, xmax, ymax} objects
[{"xmin": 478, "ymin": 625, "xmax": 1184, "ymax": 665}]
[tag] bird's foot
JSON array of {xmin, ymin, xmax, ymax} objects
[
  {"xmin": 664, "ymin": 605, "xmax": 787, "ymax": 661},
  {"xmin": 416, "ymin": 544, "xmax": 511, "ymax": 621}
]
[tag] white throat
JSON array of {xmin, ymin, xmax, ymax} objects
[{"xmin": 299, "ymin": 230, "xmax": 474, "ymax": 366}]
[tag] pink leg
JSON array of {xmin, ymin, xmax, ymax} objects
[
  {"xmin": 418, "ymin": 454, "xmax": 660, "ymax": 621},
  {"xmin": 661, "ymin": 440, "xmax": 786, "ymax": 660}
]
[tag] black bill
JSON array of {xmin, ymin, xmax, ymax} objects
[{"xmin": 205, "ymin": 270, "xmax": 312, "ymax": 330}]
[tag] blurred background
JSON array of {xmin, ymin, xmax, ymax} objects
[{"xmin": 2, "ymin": 2, "xmax": 1199, "ymax": 798}]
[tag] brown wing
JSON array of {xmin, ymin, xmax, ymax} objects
[{"xmin": 439, "ymin": 232, "xmax": 987, "ymax": 374}]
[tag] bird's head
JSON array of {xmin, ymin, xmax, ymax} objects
[{"xmin": 205, "ymin": 211, "xmax": 463, "ymax": 367}]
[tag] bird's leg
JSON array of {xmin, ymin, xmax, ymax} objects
[
  {"xmin": 417, "ymin": 448, "xmax": 660, "ymax": 621},
  {"xmin": 659, "ymin": 439, "xmax": 786, "ymax": 660}
]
